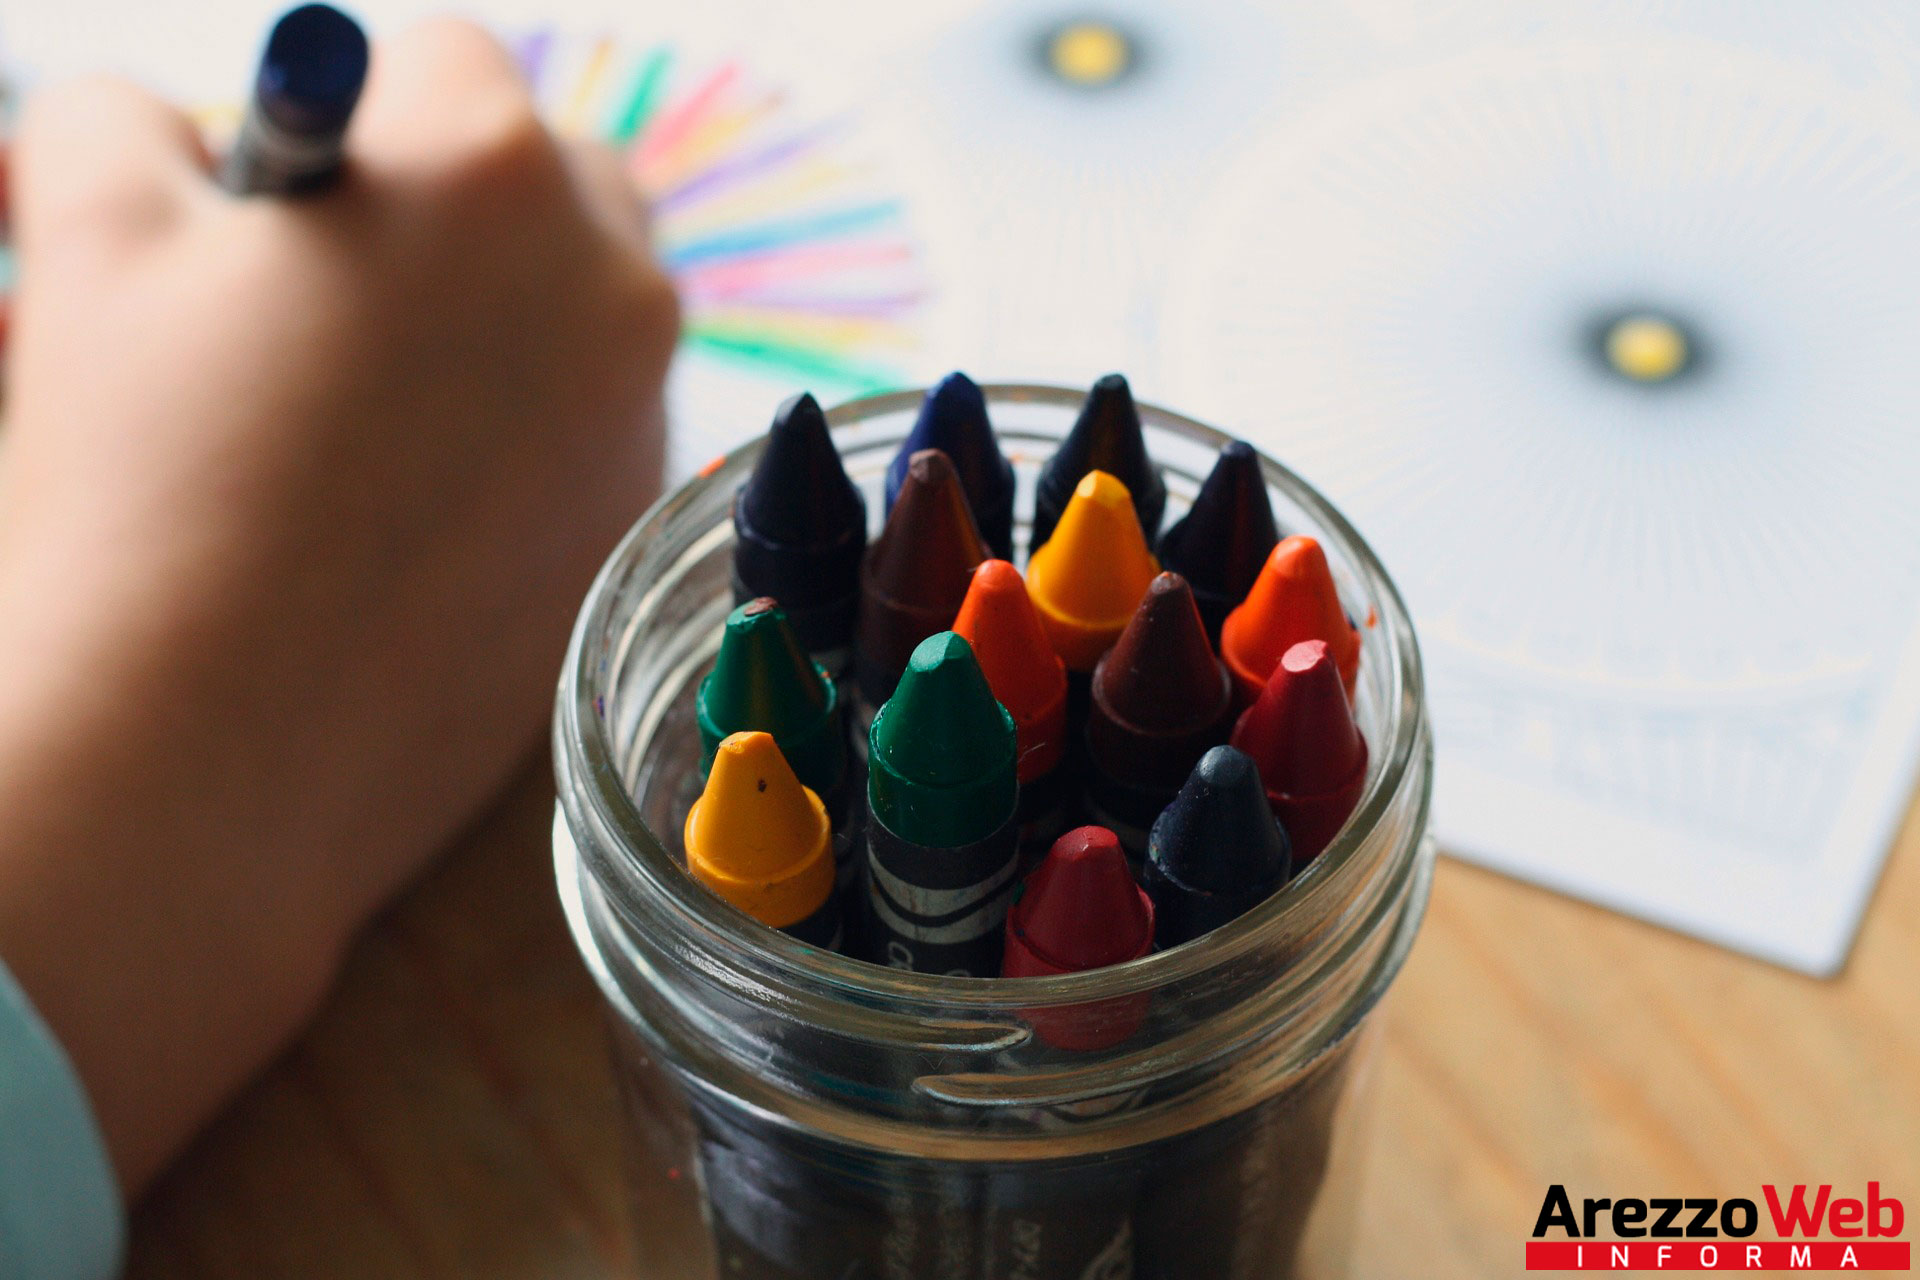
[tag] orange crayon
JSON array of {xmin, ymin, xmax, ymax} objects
[
  {"xmin": 1219, "ymin": 535, "xmax": 1359, "ymax": 705},
  {"xmin": 953, "ymin": 560, "xmax": 1069, "ymax": 783},
  {"xmin": 1024, "ymin": 470, "xmax": 1161, "ymax": 674},
  {"xmin": 684, "ymin": 730, "xmax": 841, "ymax": 947}
]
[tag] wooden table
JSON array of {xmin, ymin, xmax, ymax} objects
[{"xmin": 125, "ymin": 752, "xmax": 1920, "ymax": 1279}]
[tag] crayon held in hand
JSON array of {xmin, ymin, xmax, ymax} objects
[
  {"xmin": 1143, "ymin": 745, "xmax": 1293, "ymax": 949},
  {"xmin": 855, "ymin": 448, "xmax": 990, "ymax": 710},
  {"xmin": 1219, "ymin": 534, "xmax": 1360, "ymax": 706},
  {"xmin": 223, "ymin": 3, "xmax": 368, "ymax": 196},
  {"xmin": 1084, "ymin": 572, "xmax": 1235, "ymax": 857},
  {"xmin": 1156, "ymin": 440, "xmax": 1281, "ymax": 645},
  {"xmin": 863, "ymin": 631, "xmax": 1020, "ymax": 976},
  {"xmin": 685, "ymin": 731, "xmax": 841, "ymax": 949},
  {"xmin": 732, "ymin": 392, "xmax": 867, "ymax": 667},
  {"xmin": 1025, "ymin": 470, "xmax": 1161, "ymax": 674},
  {"xmin": 887, "ymin": 372, "xmax": 1016, "ymax": 561},
  {"xmin": 1231, "ymin": 639, "xmax": 1369, "ymax": 864},
  {"xmin": 1029, "ymin": 373, "xmax": 1166, "ymax": 554}
]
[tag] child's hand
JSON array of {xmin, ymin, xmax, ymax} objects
[{"xmin": 0, "ymin": 20, "xmax": 676, "ymax": 1195}]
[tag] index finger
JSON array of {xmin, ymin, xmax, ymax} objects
[{"xmin": 12, "ymin": 74, "xmax": 212, "ymax": 255}]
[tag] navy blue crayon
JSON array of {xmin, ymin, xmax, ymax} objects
[
  {"xmin": 223, "ymin": 4, "xmax": 369, "ymax": 195},
  {"xmin": 886, "ymin": 372, "xmax": 1016, "ymax": 561},
  {"xmin": 1142, "ymin": 746, "xmax": 1293, "ymax": 948}
]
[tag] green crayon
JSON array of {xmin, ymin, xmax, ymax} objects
[
  {"xmin": 862, "ymin": 631, "xmax": 1019, "ymax": 976},
  {"xmin": 698, "ymin": 597, "xmax": 848, "ymax": 805}
]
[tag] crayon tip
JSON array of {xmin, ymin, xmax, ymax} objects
[
  {"xmin": 1004, "ymin": 827, "xmax": 1154, "ymax": 974},
  {"xmin": 684, "ymin": 731, "xmax": 835, "ymax": 930},
  {"xmin": 952, "ymin": 560, "xmax": 1068, "ymax": 782},
  {"xmin": 887, "ymin": 373, "xmax": 1015, "ymax": 559},
  {"xmin": 1030, "ymin": 373, "xmax": 1166, "ymax": 552},
  {"xmin": 857, "ymin": 450, "xmax": 991, "ymax": 703},
  {"xmin": 1025, "ymin": 470, "xmax": 1162, "ymax": 671},
  {"xmin": 1230, "ymin": 640, "xmax": 1368, "ymax": 862},
  {"xmin": 738, "ymin": 392, "xmax": 866, "ymax": 553},
  {"xmin": 258, "ymin": 4, "xmax": 368, "ymax": 133},
  {"xmin": 868, "ymin": 631, "xmax": 1018, "ymax": 846},
  {"xmin": 1144, "ymin": 746, "xmax": 1292, "ymax": 946},
  {"xmin": 1156, "ymin": 441, "xmax": 1281, "ymax": 642},
  {"xmin": 1219, "ymin": 535, "xmax": 1360, "ymax": 703},
  {"xmin": 697, "ymin": 599, "xmax": 844, "ymax": 797},
  {"xmin": 1094, "ymin": 572, "xmax": 1230, "ymax": 735}
]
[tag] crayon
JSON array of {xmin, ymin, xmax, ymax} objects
[
  {"xmin": 1084, "ymin": 572, "xmax": 1235, "ymax": 858},
  {"xmin": 985, "ymin": 825, "xmax": 1153, "ymax": 1279},
  {"xmin": 979, "ymin": 1121, "xmax": 1141, "ymax": 1280},
  {"xmin": 1028, "ymin": 373, "xmax": 1167, "ymax": 554},
  {"xmin": 1001, "ymin": 825, "xmax": 1155, "ymax": 1046},
  {"xmin": 1025, "ymin": 470, "xmax": 1161, "ymax": 675},
  {"xmin": 854, "ymin": 449, "xmax": 989, "ymax": 712},
  {"xmin": 1155, "ymin": 440, "xmax": 1281, "ymax": 645},
  {"xmin": 887, "ymin": 372, "xmax": 1016, "ymax": 561},
  {"xmin": 1142, "ymin": 746, "xmax": 1293, "ymax": 949},
  {"xmin": 1232, "ymin": 638, "xmax": 1369, "ymax": 866},
  {"xmin": 733, "ymin": 392, "xmax": 868, "ymax": 669},
  {"xmin": 686, "ymin": 1091, "xmax": 878, "ymax": 1280},
  {"xmin": 1133, "ymin": 1038, "xmax": 1357, "ymax": 1280},
  {"xmin": 223, "ymin": 4, "xmax": 368, "ymax": 196},
  {"xmin": 1218, "ymin": 534, "xmax": 1360, "ymax": 707},
  {"xmin": 686, "ymin": 1083, "xmax": 986, "ymax": 1280},
  {"xmin": 698, "ymin": 598, "xmax": 848, "ymax": 808},
  {"xmin": 951, "ymin": 560, "xmax": 1072, "ymax": 857},
  {"xmin": 697, "ymin": 598, "xmax": 859, "ymax": 929},
  {"xmin": 684, "ymin": 731, "xmax": 841, "ymax": 948},
  {"xmin": 862, "ymin": 631, "xmax": 1020, "ymax": 976}
]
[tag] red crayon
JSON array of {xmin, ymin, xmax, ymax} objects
[
  {"xmin": 1230, "ymin": 639, "xmax": 1368, "ymax": 863},
  {"xmin": 1219, "ymin": 534, "xmax": 1359, "ymax": 706},
  {"xmin": 1002, "ymin": 826, "xmax": 1154, "ymax": 1050}
]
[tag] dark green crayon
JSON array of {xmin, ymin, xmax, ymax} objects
[{"xmin": 862, "ymin": 631, "xmax": 1020, "ymax": 976}]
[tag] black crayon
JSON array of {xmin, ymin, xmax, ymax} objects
[
  {"xmin": 1028, "ymin": 373, "xmax": 1167, "ymax": 555},
  {"xmin": 1156, "ymin": 440, "xmax": 1281, "ymax": 646},
  {"xmin": 733, "ymin": 393, "xmax": 868, "ymax": 669}
]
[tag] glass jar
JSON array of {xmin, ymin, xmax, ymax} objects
[{"xmin": 553, "ymin": 384, "xmax": 1434, "ymax": 1280}]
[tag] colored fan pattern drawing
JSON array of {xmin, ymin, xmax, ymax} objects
[
  {"xmin": 512, "ymin": 29, "xmax": 925, "ymax": 402},
  {"xmin": 0, "ymin": 26, "xmax": 928, "ymax": 466}
]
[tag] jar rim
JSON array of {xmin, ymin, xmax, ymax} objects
[{"xmin": 555, "ymin": 383, "xmax": 1430, "ymax": 1014}]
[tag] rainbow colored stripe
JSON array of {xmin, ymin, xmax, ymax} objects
[{"xmin": 516, "ymin": 31, "xmax": 925, "ymax": 394}]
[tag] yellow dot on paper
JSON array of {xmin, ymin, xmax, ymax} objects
[
  {"xmin": 1605, "ymin": 314, "xmax": 1690, "ymax": 383},
  {"xmin": 1048, "ymin": 22, "xmax": 1132, "ymax": 87}
]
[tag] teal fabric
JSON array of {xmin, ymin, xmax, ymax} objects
[{"xmin": 0, "ymin": 957, "xmax": 123, "ymax": 1280}]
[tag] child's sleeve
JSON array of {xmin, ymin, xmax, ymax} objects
[{"xmin": 0, "ymin": 958, "xmax": 124, "ymax": 1280}]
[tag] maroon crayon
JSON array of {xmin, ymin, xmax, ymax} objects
[
  {"xmin": 1084, "ymin": 573, "xmax": 1235, "ymax": 858},
  {"xmin": 854, "ymin": 449, "xmax": 990, "ymax": 713}
]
